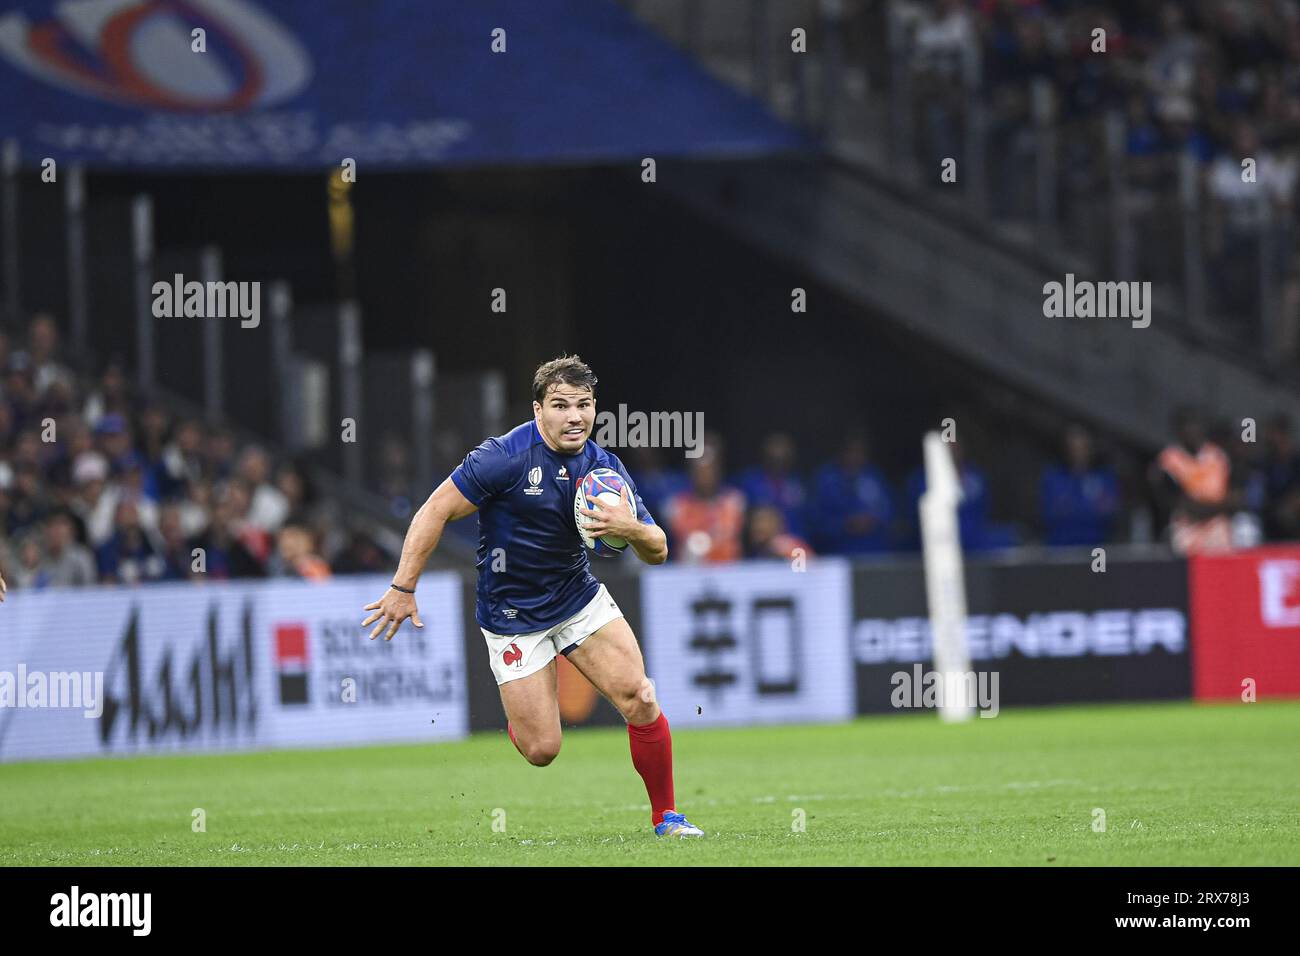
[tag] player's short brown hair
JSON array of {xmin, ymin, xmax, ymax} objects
[{"xmin": 532, "ymin": 355, "xmax": 598, "ymax": 404}]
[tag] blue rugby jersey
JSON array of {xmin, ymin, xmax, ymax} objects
[{"xmin": 450, "ymin": 420, "xmax": 655, "ymax": 635}]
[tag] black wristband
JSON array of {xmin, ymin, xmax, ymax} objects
[{"xmin": 390, "ymin": 583, "xmax": 416, "ymax": 594}]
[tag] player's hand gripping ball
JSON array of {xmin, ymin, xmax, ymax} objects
[{"xmin": 574, "ymin": 468, "xmax": 637, "ymax": 555}]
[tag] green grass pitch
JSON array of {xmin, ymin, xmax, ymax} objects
[{"xmin": 2, "ymin": 700, "xmax": 1297, "ymax": 866}]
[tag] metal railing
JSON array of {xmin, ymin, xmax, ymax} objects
[{"xmin": 618, "ymin": 0, "xmax": 1299, "ymax": 376}]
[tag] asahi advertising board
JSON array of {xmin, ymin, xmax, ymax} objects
[{"xmin": 0, "ymin": 575, "xmax": 466, "ymax": 762}]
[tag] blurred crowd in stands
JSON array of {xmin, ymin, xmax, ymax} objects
[
  {"xmin": 629, "ymin": 407, "xmax": 1300, "ymax": 564},
  {"xmin": 5, "ymin": 306, "xmax": 1300, "ymax": 587},
  {"xmin": 891, "ymin": 0, "xmax": 1300, "ymax": 358},
  {"xmin": 0, "ymin": 314, "xmax": 390, "ymax": 591}
]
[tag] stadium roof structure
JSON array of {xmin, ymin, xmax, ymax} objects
[{"xmin": 0, "ymin": 0, "xmax": 809, "ymax": 170}]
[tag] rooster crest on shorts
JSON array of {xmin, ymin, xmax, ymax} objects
[{"xmin": 503, "ymin": 642, "xmax": 524, "ymax": 668}]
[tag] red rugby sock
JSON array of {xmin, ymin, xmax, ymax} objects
[{"xmin": 627, "ymin": 711, "xmax": 675, "ymax": 826}]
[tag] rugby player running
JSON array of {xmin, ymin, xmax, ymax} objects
[{"xmin": 362, "ymin": 356, "xmax": 703, "ymax": 838}]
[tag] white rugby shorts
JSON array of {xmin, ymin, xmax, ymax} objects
[{"xmin": 481, "ymin": 584, "xmax": 624, "ymax": 685}]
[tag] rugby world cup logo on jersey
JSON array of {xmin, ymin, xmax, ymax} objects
[
  {"xmin": 524, "ymin": 465, "xmax": 543, "ymax": 496},
  {"xmin": 0, "ymin": 0, "xmax": 311, "ymax": 112}
]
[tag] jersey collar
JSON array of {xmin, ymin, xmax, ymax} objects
[{"xmin": 533, "ymin": 419, "xmax": 587, "ymax": 459}]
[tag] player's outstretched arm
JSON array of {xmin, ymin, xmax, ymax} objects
[{"xmin": 361, "ymin": 477, "xmax": 477, "ymax": 640}]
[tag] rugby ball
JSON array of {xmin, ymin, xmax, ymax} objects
[{"xmin": 574, "ymin": 468, "xmax": 636, "ymax": 554}]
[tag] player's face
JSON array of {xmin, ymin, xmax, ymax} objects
[{"xmin": 534, "ymin": 384, "xmax": 595, "ymax": 454}]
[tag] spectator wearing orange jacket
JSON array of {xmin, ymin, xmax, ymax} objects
[
  {"xmin": 1151, "ymin": 408, "xmax": 1232, "ymax": 555},
  {"xmin": 665, "ymin": 447, "xmax": 745, "ymax": 563}
]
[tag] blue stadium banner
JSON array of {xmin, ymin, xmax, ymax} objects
[{"xmin": 0, "ymin": 0, "xmax": 808, "ymax": 169}]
